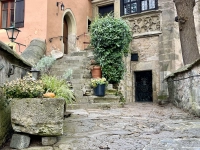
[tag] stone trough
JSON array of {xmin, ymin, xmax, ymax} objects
[{"xmin": 10, "ymin": 98, "xmax": 65, "ymax": 149}]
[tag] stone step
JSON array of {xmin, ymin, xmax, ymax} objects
[
  {"xmin": 50, "ymin": 67, "xmax": 90, "ymax": 75},
  {"xmin": 71, "ymin": 95, "xmax": 121, "ymax": 109},
  {"xmin": 69, "ymin": 49, "xmax": 94, "ymax": 57},
  {"xmin": 51, "ymin": 63, "xmax": 89, "ymax": 69},
  {"xmin": 66, "ymin": 102, "xmax": 123, "ymax": 110},
  {"xmin": 71, "ymin": 79, "xmax": 91, "ymax": 84},
  {"xmin": 90, "ymin": 95, "xmax": 120, "ymax": 104},
  {"xmin": 53, "ymin": 61, "xmax": 87, "ymax": 67},
  {"xmin": 58, "ymin": 55, "xmax": 87, "ymax": 60},
  {"xmin": 50, "ymin": 66, "xmax": 86, "ymax": 72},
  {"xmin": 69, "ymin": 51, "xmax": 88, "ymax": 57}
]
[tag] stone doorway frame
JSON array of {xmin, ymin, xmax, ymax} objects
[{"xmin": 62, "ymin": 9, "xmax": 77, "ymax": 54}]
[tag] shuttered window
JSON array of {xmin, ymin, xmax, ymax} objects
[
  {"xmin": 15, "ymin": 0, "xmax": 24, "ymax": 28},
  {"xmin": 1, "ymin": 0, "xmax": 24, "ymax": 28}
]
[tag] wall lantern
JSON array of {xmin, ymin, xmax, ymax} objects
[
  {"xmin": 4, "ymin": 26, "xmax": 20, "ymax": 42},
  {"xmin": 3, "ymin": 25, "xmax": 26, "ymax": 52},
  {"xmin": 57, "ymin": 1, "xmax": 65, "ymax": 11}
]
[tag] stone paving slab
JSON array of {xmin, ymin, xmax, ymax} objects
[{"xmin": 2, "ymin": 103, "xmax": 200, "ymax": 150}]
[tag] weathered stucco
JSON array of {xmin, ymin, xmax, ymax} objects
[{"xmin": 0, "ymin": 0, "xmax": 92, "ymax": 54}]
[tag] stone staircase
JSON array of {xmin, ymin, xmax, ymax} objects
[{"xmin": 50, "ymin": 49, "xmax": 121, "ymax": 109}]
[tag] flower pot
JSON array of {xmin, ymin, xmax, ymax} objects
[
  {"xmin": 91, "ymin": 66, "xmax": 102, "ymax": 78},
  {"xmin": 94, "ymin": 84, "xmax": 106, "ymax": 96}
]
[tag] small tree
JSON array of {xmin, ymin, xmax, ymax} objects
[
  {"xmin": 174, "ymin": 0, "xmax": 200, "ymax": 65},
  {"xmin": 90, "ymin": 14, "xmax": 132, "ymax": 83}
]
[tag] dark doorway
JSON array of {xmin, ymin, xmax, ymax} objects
[
  {"xmin": 99, "ymin": 4, "xmax": 114, "ymax": 16},
  {"xmin": 63, "ymin": 18, "xmax": 68, "ymax": 54},
  {"xmin": 135, "ymin": 71, "xmax": 153, "ymax": 102}
]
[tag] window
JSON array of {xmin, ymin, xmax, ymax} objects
[
  {"xmin": 121, "ymin": 0, "xmax": 158, "ymax": 15},
  {"xmin": 1, "ymin": 0, "xmax": 14, "ymax": 28},
  {"xmin": 88, "ymin": 19, "xmax": 91, "ymax": 32},
  {"xmin": 1, "ymin": 0, "xmax": 24, "ymax": 28},
  {"xmin": 131, "ymin": 53, "xmax": 138, "ymax": 61},
  {"xmin": 99, "ymin": 4, "xmax": 114, "ymax": 16}
]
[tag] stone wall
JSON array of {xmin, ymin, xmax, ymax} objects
[
  {"xmin": 167, "ymin": 59, "xmax": 200, "ymax": 116},
  {"xmin": 0, "ymin": 97, "xmax": 11, "ymax": 147},
  {"xmin": 0, "ymin": 41, "xmax": 31, "ymax": 147}
]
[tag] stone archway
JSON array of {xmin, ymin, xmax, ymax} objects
[{"xmin": 62, "ymin": 9, "xmax": 77, "ymax": 54}]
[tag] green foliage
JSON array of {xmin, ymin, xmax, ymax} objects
[
  {"xmin": 34, "ymin": 55, "xmax": 56, "ymax": 74},
  {"xmin": 62, "ymin": 69, "xmax": 73, "ymax": 81},
  {"xmin": 115, "ymin": 91, "xmax": 126, "ymax": 105},
  {"xmin": 2, "ymin": 73, "xmax": 44, "ymax": 99},
  {"xmin": 41, "ymin": 74, "xmax": 75, "ymax": 104},
  {"xmin": 1, "ymin": 73, "xmax": 75, "ymax": 104},
  {"xmin": 90, "ymin": 14, "xmax": 132, "ymax": 83}
]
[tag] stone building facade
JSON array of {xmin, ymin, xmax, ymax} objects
[{"xmin": 91, "ymin": 0, "xmax": 200, "ymax": 102}]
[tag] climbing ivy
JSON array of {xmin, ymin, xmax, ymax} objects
[{"xmin": 90, "ymin": 14, "xmax": 132, "ymax": 83}]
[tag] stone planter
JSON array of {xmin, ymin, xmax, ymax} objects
[{"xmin": 11, "ymin": 98, "xmax": 65, "ymax": 136}]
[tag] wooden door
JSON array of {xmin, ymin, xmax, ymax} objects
[{"xmin": 63, "ymin": 18, "xmax": 68, "ymax": 54}]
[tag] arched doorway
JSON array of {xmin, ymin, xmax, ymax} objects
[{"xmin": 63, "ymin": 9, "xmax": 76, "ymax": 54}]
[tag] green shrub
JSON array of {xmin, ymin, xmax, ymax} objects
[
  {"xmin": 90, "ymin": 14, "xmax": 132, "ymax": 83},
  {"xmin": 2, "ymin": 73, "xmax": 44, "ymax": 99},
  {"xmin": 34, "ymin": 55, "xmax": 56, "ymax": 74},
  {"xmin": 1, "ymin": 73, "xmax": 75, "ymax": 104}
]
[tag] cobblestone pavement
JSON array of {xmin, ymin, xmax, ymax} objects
[{"xmin": 2, "ymin": 103, "xmax": 200, "ymax": 150}]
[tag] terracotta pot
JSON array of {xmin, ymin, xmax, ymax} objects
[{"xmin": 91, "ymin": 66, "xmax": 102, "ymax": 78}]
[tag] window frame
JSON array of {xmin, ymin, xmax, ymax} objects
[
  {"xmin": 120, "ymin": 0, "xmax": 158, "ymax": 16},
  {"xmin": 0, "ymin": 0, "xmax": 24, "ymax": 29},
  {"xmin": 1, "ymin": 0, "xmax": 14, "ymax": 28},
  {"xmin": 98, "ymin": 3, "xmax": 114, "ymax": 16}
]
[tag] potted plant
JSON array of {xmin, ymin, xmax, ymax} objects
[
  {"xmin": 89, "ymin": 59, "xmax": 102, "ymax": 78},
  {"xmin": 1, "ymin": 73, "xmax": 75, "ymax": 137},
  {"xmin": 91, "ymin": 78, "xmax": 108, "ymax": 96},
  {"xmin": 90, "ymin": 13, "xmax": 132, "ymax": 84}
]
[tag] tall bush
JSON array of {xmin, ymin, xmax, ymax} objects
[{"xmin": 90, "ymin": 14, "xmax": 132, "ymax": 83}]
